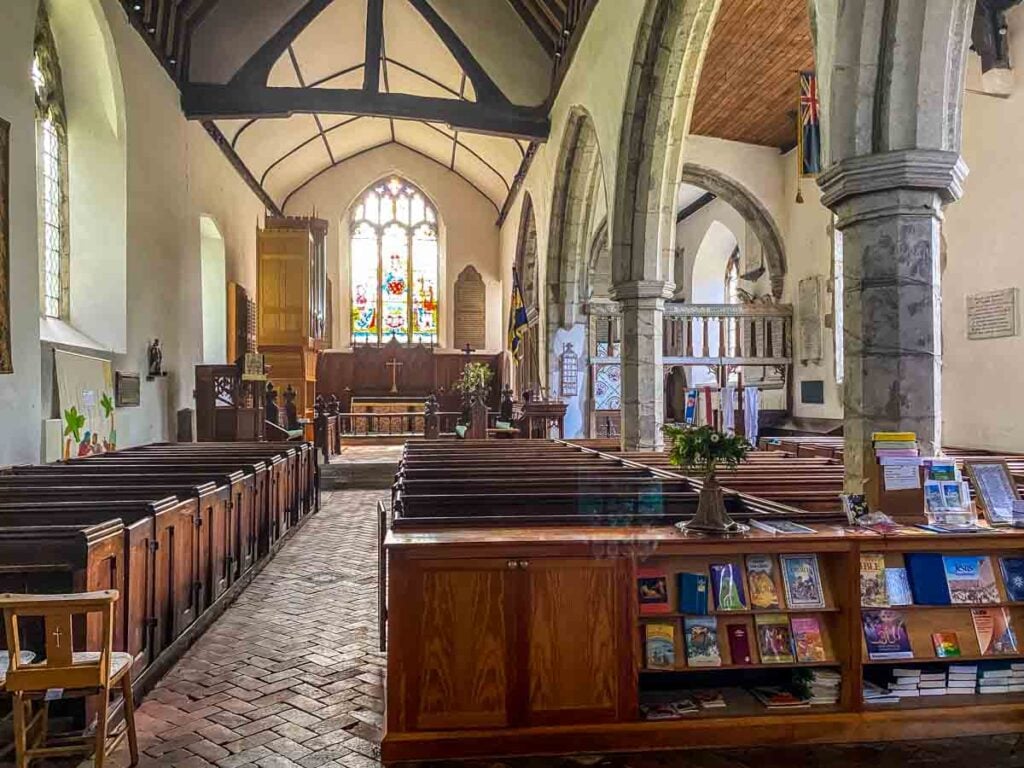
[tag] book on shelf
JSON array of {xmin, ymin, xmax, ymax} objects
[
  {"xmin": 905, "ymin": 553, "xmax": 952, "ymax": 605},
  {"xmin": 684, "ymin": 616, "xmax": 722, "ymax": 667},
  {"xmin": 872, "ymin": 431, "xmax": 918, "ymax": 443},
  {"xmin": 749, "ymin": 686, "xmax": 810, "ymax": 709},
  {"xmin": 919, "ymin": 672, "xmax": 946, "ymax": 682},
  {"xmin": 691, "ymin": 689, "xmax": 727, "ymax": 709},
  {"xmin": 745, "ymin": 554, "xmax": 781, "ymax": 609},
  {"xmin": 943, "ymin": 555, "xmax": 1001, "ymax": 605},
  {"xmin": 972, "ymin": 607, "xmax": 1019, "ymax": 655},
  {"xmin": 980, "ymin": 668, "xmax": 1014, "ymax": 679},
  {"xmin": 919, "ymin": 687, "xmax": 948, "ymax": 696},
  {"xmin": 1000, "ymin": 557, "xmax": 1024, "ymax": 602},
  {"xmin": 947, "ymin": 679, "xmax": 977, "ymax": 689},
  {"xmin": 640, "ymin": 700, "xmax": 698, "ymax": 720},
  {"xmin": 710, "ymin": 563, "xmax": 747, "ymax": 611},
  {"xmin": 791, "ymin": 616, "xmax": 827, "ymax": 663},
  {"xmin": 863, "ymin": 680, "xmax": 900, "ymax": 704},
  {"xmin": 861, "ymin": 553, "xmax": 889, "ymax": 607},
  {"xmin": 726, "ymin": 623, "xmax": 754, "ymax": 665},
  {"xmin": 749, "ymin": 519, "xmax": 816, "ymax": 535},
  {"xmin": 638, "ymin": 567, "xmax": 671, "ymax": 615},
  {"xmin": 807, "ymin": 669, "xmax": 841, "ymax": 704},
  {"xmin": 979, "ymin": 685, "xmax": 1010, "ymax": 694},
  {"xmin": 780, "ymin": 554, "xmax": 826, "ymax": 609},
  {"xmin": 893, "ymin": 688, "xmax": 921, "ymax": 697},
  {"xmin": 931, "ymin": 631, "xmax": 962, "ymax": 658},
  {"xmin": 950, "ymin": 664, "xmax": 978, "ymax": 675},
  {"xmin": 892, "ymin": 668, "xmax": 922, "ymax": 678},
  {"xmin": 862, "ymin": 609, "xmax": 914, "ymax": 660},
  {"xmin": 677, "ymin": 572, "xmax": 709, "ymax": 615},
  {"xmin": 754, "ymin": 614, "xmax": 795, "ymax": 664},
  {"xmin": 645, "ymin": 622, "xmax": 676, "ymax": 670},
  {"xmin": 919, "ymin": 679, "xmax": 947, "ymax": 689},
  {"xmin": 886, "ymin": 567, "xmax": 913, "ymax": 606}
]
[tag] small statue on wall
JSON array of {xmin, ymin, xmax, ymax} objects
[
  {"xmin": 283, "ymin": 384, "xmax": 300, "ymax": 430},
  {"xmin": 148, "ymin": 339, "xmax": 164, "ymax": 378},
  {"xmin": 314, "ymin": 394, "xmax": 326, "ymax": 417},
  {"xmin": 266, "ymin": 382, "xmax": 280, "ymax": 426},
  {"xmin": 328, "ymin": 394, "xmax": 340, "ymax": 416}
]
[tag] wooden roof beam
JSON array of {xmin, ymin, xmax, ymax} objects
[{"xmin": 182, "ymin": 84, "xmax": 550, "ymax": 140}]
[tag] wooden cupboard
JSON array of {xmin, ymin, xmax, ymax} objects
[{"xmin": 388, "ymin": 554, "xmax": 634, "ymax": 736}]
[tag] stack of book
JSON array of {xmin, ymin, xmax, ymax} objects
[
  {"xmin": 946, "ymin": 664, "xmax": 978, "ymax": 694},
  {"xmin": 807, "ymin": 669, "xmax": 841, "ymax": 705},
  {"xmin": 749, "ymin": 687, "xmax": 810, "ymax": 710},
  {"xmin": 872, "ymin": 431, "xmax": 919, "ymax": 459},
  {"xmin": 639, "ymin": 698, "xmax": 698, "ymax": 720},
  {"xmin": 888, "ymin": 668, "xmax": 922, "ymax": 698},
  {"xmin": 918, "ymin": 671, "xmax": 949, "ymax": 696},
  {"xmin": 978, "ymin": 665, "xmax": 1024, "ymax": 694},
  {"xmin": 691, "ymin": 689, "xmax": 727, "ymax": 710},
  {"xmin": 863, "ymin": 680, "xmax": 899, "ymax": 705}
]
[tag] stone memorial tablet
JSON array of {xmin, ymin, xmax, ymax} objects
[{"xmin": 967, "ymin": 288, "xmax": 1018, "ymax": 340}]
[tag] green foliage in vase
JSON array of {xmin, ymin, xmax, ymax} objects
[
  {"xmin": 663, "ymin": 424, "xmax": 749, "ymax": 477},
  {"xmin": 453, "ymin": 362, "xmax": 493, "ymax": 402}
]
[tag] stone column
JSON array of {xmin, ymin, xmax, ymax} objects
[
  {"xmin": 612, "ymin": 280, "xmax": 673, "ymax": 451},
  {"xmin": 819, "ymin": 150, "xmax": 967, "ymax": 492}
]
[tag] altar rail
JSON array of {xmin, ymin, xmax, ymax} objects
[{"xmin": 336, "ymin": 410, "xmax": 501, "ymax": 437}]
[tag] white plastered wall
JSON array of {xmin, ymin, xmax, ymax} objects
[{"xmin": 283, "ymin": 143, "xmax": 503, "ymax": 353}]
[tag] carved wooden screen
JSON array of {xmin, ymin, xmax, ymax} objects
[{"xmin": 453, "ymin": 265, "xmax": 485, "ymax": 350}]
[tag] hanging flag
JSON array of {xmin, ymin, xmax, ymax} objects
[
  {"xmin": 507, "ymin": 267, "xmax": 529, "ymax": 361},
  {"xmin": 684, "ymin": 389, "xmax": 698, "ymax": 425},
  {"xmin": 798, "ymin": 71, "xmax": 822, "ymax": 177}
]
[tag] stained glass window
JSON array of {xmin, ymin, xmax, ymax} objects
[
  {"xmin": 33, "ymin": 4, "xmax": 69, "ymax": 319},
  {"xmin": 350, "ymin": 178, "xmax": 439, "ymax": 345}
]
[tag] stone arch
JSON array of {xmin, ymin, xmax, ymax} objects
[
  {"xmin": 514, "ymin": 193, "xmax": 539, "ymax": 313},
  {"xmin": 681, "ymin": 163, "xmax": 786, "ymax": 298},
  {"xmin": 547, "ymin": 107, "xmax": 605, "ymax": 333},
  {"xmin": 585, "ymin": 217, "xmax": 611, "ymax": 303},
  {"xmin": 690, "ymin": 219, "xmax": 737, "ymax": 305}
]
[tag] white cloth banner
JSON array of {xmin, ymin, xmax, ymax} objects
[
  {"xmin": 721, "ymin": 386, "xmax": 736, "ymax": 432},
  {"xmin": 54, "ymin": 349, "xmax": 116, "ymax": 458},
  {"xmin": 743, "ymin": 387, "xmax": 760, "ymax": 446}
]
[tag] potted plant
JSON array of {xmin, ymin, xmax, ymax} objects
[
  {"xmin": 453, "ymin": 362, "xmax": 494, "ymax": 433},
  {"xmin": 663, "ymin": 423, "xmax": 751, "ymax": 534}
]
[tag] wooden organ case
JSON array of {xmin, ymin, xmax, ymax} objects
[{"xmin": 257, "ymin": 216, "xmax": 329, "ymax": 420}]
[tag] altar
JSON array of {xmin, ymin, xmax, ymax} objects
[{"xmin": 350, "ymin": 396, "xmax": 425, "ymax": 434}]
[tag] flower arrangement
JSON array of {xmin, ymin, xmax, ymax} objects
[
  {"xmin": 454, "ymin": 362, "xmax": 494, "ymax": 427},
  {"xmin": 663, "ymin": 424, "xmax": 750, "ymax": 477}
]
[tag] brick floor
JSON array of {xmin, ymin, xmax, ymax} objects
[{"xmin": 6, "ymin": 489, "xmax": 1024, "ymax": 767}]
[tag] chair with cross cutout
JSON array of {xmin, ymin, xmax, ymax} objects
[{"xmin": 0, "ymin": 591, "xmax": 138, "ymax": 767}]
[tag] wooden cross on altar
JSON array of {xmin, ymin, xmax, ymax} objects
[
  {"xmin": 462, "ymin": 343, "xmax": 474, "ymax": 358},
  {"xmin": 385, "ymin": 357, "xmax": 403, "ymax": 394}
]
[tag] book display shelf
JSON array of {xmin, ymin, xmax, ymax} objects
[{"xmin": 383, "ymin": 524, "xmax": 1024, "ymax": 763}]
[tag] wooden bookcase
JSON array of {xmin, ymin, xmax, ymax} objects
[{"xmin": 383, "ymin": 525, "xmax": 1024, "ymax": 763}]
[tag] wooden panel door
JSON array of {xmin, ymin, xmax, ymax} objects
[
  {"xmin": 523, "ymin": 557, "xmax": 629, "ymax": 726},
  {"xmin": 405, "ymin": 558, "xmax": 515, "ymax": 731}
]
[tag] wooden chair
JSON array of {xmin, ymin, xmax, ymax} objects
[{"xmin": 0, "ymin": 591, "xmax": 139, "ymax": 768}]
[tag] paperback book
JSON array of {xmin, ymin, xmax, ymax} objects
[
  {"xmin": 637, "ymin": 567, "xmax": 671, "ymax": 615},
  {"xmin": 1000, "ymin": 557, "xmax": 1024, "ymax": 602},
  {"xmin": 645, "ymin": 622, "xmax": 676, "ymax": 670},
  {"xmin": 710, "ymin": 563, "xmax": 747, "ymax": 611},
  {"xmin": 755, "ymin": 614, "xmax": 795, "ymax": 664},
  {"xmin": 745, "ymin": 554, "xmax": 781, "ymax": 609},
  {"xmin": 862, "ymin": 609, "xmax": 914, "ymax": 660},
  {"xmin": 684, "ymin": 616, "xmax": 722, "ymax": 667},
  {"xmin": 860, "ymin": 553, "xmax": 888, "ymax": 607},
  {"xmin": 972, "ymin": 607, "xmax": 1019, "ymax": 655},
  {"xmin": 905, "ymin": 553, "xmax": 952, "ymax": 605},
  {"xmin": 931, "ymin": 631, "xmax": 961, "ymax": 658},
  {"xmin": 780, "ymin": 554, "xmax": 826, "ymax": 608},
  {"xmin": 791, "ymin": 616, "xmax": 827, "ymax": 662},
  {"xmin": 726, "ymin": 623, "xmax": 753, "ymax": 665},
  {"xmin": 885, "ymin": 567, "xmax": 913, "ymax": 606},
  {"xmin": 943, "ymin": 555, "xmax": 1000, "ymax": 604},
  {"xmin": 677, "ymin": 572, "xmax": 709, "ymax": 615}
]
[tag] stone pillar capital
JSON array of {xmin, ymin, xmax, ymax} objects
[
  {"xmin": 610, "ymin": 280, "xmax": 675, "ymax": 304},
  {"xmin": 818, "ymin": 149, "xmax": 969, "ymax": 228}
]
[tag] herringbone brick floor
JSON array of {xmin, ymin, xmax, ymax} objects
[{"xmin": 8, "ymin": 489, "xmax": 1024, "ymax": 766}]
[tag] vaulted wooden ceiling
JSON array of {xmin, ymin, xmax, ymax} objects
[{"xmin": 691, "ymin": 0, "xmax": 815, "ymax": 149}]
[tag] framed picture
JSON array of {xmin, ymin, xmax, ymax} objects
[
  {"xmin": 115, "ymin": 371, "xmax": 141, "ymax": 408},
  {"xmin": 964, "ymin": 460, "xmax": 1019, "ymax": 525}
]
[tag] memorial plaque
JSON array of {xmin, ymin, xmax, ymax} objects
[
  {"xmin": 797, "ymin": 276, "xmax": 822, "ymax": 362},
  {"xmin": 967, "ymin": 288, "xmax": 1018, "ymax": 340},
  {"xmin": 454, "ymin": 265, "xmax": 486, "ymax": 350},
  {"xmin": 115, "ymin": 371, "xmax": 141, "ymax": 408}
]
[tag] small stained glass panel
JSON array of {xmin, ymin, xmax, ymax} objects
[
  {"xmin": 381, "ymin": 224, "xmax": 409, "ymax": 343},
  {"xmin": 594, "ymin": 364, "xmax": 621, "ymax": 411},
  {"xmin": 412, "ymin": 224, "xmax": 438, "ymax": 344},
  {"xmin": 350, "ymin": 223, "xmax": 378, "ymax": 343}
]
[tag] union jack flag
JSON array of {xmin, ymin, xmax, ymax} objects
[{"xmin": 799, "ymin": 70, "xmax": 822, "ymax": 176}]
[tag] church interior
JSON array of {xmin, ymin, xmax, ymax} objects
[{"xmin": 3, "ymin": 0, "xmax": 1024, "ymax": 766}]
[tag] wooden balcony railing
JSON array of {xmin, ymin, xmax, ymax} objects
[{"xmin": 662, "ymin": 303, "xmax": 793, "ymax": 367}]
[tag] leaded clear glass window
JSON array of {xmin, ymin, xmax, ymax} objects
[
  {"xmin": 33, "ymin": 4, "xmax": 69, "ymax": 319},
  {"xmin": 350, "ymin": 178, "xmax": 439, "ymax": 344}
]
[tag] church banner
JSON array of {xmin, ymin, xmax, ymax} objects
[{"xmin": 54, "ymin": 349, "xmax": 116, "ymax": 458}]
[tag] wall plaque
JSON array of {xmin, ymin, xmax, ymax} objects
[
  {"xmin": 115, "ymin": 371, "xmax": 141, "ymax": 407},
  {"xmin": 453, "ymin": 265, "xmax": 486, "ymax": 350},
  {"xmin": 797, "ymin": 276, "xmax": 823, "ymax": 363},
  {"xmin": 967, "ymin": 288, "xmax": 1018, "ymax": 340}
]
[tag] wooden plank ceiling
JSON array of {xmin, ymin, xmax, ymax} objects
[
  {"xmin": 690, "ymin": 0, "xmax": 815, "ymax": 149},
  {"xmin": 507, "ymin": 0, "xmax": 568, "ymax": 56}
]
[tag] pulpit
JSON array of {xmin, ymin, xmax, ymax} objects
[
  {"xmin": 521, "ymin": 399, "xmax": 568, "ymax": 439},
  {"xmin": 194, "ymin": 364, "xmax": 266, "ymax": 441}
]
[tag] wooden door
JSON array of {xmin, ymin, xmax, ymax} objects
[
  {"xmin": 523, "ymin": 557, "xmax": 629, "ymax": 726},
  {"xmin": 404, "ymin": 558, "xmax": 516, "ymax": 731}
]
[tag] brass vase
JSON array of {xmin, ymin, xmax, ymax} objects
[{"xmin": 680, "ymin": 472, "xmax": 749, "ymax": 535}]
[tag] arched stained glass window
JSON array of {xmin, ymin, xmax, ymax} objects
[{"xmin": 350, "ymin": 178, "xmax": 439, "ymax": 345}]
